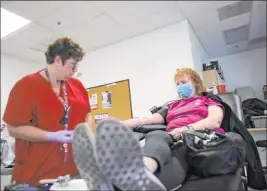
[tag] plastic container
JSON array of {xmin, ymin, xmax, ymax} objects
[{"xmin": 251, "ymin": 116, "xmax": 267, "ymax": 128}]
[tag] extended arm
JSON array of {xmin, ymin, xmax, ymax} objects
[{"xmin": 123, "ymin": 113, "xmax": 165, "ymax": 129}]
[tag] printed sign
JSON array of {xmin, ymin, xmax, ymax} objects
[
  {"xmin": 89, "ymin": 93, "xmax": 98, "ymax": 109},
  {"xmin": 101, "ymin": 91, "xmax": 112, "ymax": 108},
  {"xmin": 94, "ymin": 113, "xmax": 109, "ymax": 125}
]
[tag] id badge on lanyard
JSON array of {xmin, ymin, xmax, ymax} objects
[
  {"xmin": 44, "ymin": 68, "xmax": 70, "ymax": 163},
  {"xmin": 58, "ymin": 84, "xmax": 70, "ymax": 163},
  {"xmin": 62, "ymin": 106, "xmax": 70, "ymax": 163}
]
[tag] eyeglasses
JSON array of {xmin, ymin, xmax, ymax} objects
[{"xmin": 70, "ymin": 63, "xmax": 79, "ymax": 71}]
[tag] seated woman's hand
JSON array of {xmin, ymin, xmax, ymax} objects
[{"xmin": 169, "ymin": 127, "xmax": 188, "ymax": 140}]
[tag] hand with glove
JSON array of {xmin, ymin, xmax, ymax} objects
[{"xmin": 47, "ymin": 130, "xmax": 73, "ymax": 143}]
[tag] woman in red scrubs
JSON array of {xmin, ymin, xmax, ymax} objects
[{"xmin": 3, "ymin": 37, "xmax": 92, "ymax": 185}]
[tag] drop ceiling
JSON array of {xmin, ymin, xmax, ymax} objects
[
  {"xmin": 1, "ymin": 1, "xmax": 266, "ymax": 64},
  {"xmin": 177, "ymin": 1, "xmax": 266, "ymax": 57}
]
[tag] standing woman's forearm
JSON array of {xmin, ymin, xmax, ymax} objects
[{"xmin": 7, "ymin": 124, "xmax": 49, "ymax": 142}]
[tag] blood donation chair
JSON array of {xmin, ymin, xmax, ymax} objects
[
  {"xmin": 5, "ymin": 93, "xmax": 264, "ymax": 191},
  {"xmin": 132, "ymin": 93, "xmax": 249, "ymax": 191}
]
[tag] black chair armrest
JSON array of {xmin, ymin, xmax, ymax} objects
[
  {"xmin": 256, "ymin": 140, "xmax": 267, "ymax": 148},
  {"xmin": 133, "ymin": 124, "xmax": 167, "ymax": 134},
  {"xmin": 179, "ymin": 167, "xmax": 244, "ymax": 191}
]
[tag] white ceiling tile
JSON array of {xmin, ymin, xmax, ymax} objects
[
  {"xmin": 20, "ymin": 49, "xmax": 46, "ymax": 63},
  {"xmin": 217, "ymin": 1, "xmax": 252, "ymax": 21},
  {"xmin": 249, "ymin": 1, "xmax": 266, "ymax": 40},
  {"xmin": 3, "ymin": 1, "xmax": 70, "ymax": 21},
  {"xmin": 225, "ymin": 41, "xmax": 248, "ymax": 55},
  {"xmin": 248, "ymin": 39, "xmax": 266, "ymax": 51},
  {"xmin": 61, "ymin": 14, "xmax": 129, "ymax": 51},
  {"xmin": 125, "ymin": 11, "xmax": 185, "ymax": 36},
  {"xmin": 178, "ymin": 1, "xmax": 255, "ymax": 58},
  {"xmin": 34, "ymin": 35, "xmax": 95, "ymax": 56},
  {"xmin": 30, "ymin": 44, "xmax": 47, "ymax": 52},
  {"xmin": 37, "ymin": 37, "xmax": 57, "ymax": 47},
  {"xmin": 220, "ymin": 13, "xmax": 251, "ymax": 31},
  {"xmin": 184, "ymin": 8, "xmax": 220, "ymax": 29},
  {"xmin": 1, "ymin": 1, "xmax": 14, "ymax": 8},
  {"xmin": 94, "ymin": 1, "xmax": 184, "ymax": 38},
  {"xmin": 37, "ymin": 2, "xmax": 104, "ymax": 33},
  {"xmin": 93, "ymin": 1, "xmax": 181, "ymax": 26},
  {"xmin": 1, "ymin": 23, "xmax": 54, "ymax": 52},
  {"xmin": 224, "ymin": 25, "xmax": 249, "ymax": 45},
  {"xmin": 92, "ymin": 1, "xmax": 138, "ymax": 25},
  {"xmin": 183, "ymin": 10, "xmax": 225, "ymax": 57},
  {"xmin": 2, "ymin": 0, "xmax": 262, "ymax": 62},
  {"xmin": 1, "ymin": 45, "xmax": 45, "ymax": 64},
  {"xmin": 192, "ymin": 21, "xmax": 227, "ymax": 57},
  {"xmin": 177, "ymin": 1, "xmax": 239, "ymax": 17},
  {"xmin": 31, "ymin": 33, "xmax": 92, "ymax": 55}
]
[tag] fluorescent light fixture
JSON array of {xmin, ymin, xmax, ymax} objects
[{"xmin": 1, "ymin": 8, "xmax": 31, "ymax": 39}]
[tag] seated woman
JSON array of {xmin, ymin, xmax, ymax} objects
[{"xmin": 72, "ymin": 68, "xmax": 224, "ymax": 191}]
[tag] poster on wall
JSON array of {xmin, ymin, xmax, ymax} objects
[
  {"xmin": 89, "ymin": 93, "xmax": 98, "ymax": 110},
  {"xmin": 94, "ymin": 113, "xmax": 109, "ymax": 125},
  {"xmin": 101, "ymin": 91, "xmax": 112, "ymax": 108}
]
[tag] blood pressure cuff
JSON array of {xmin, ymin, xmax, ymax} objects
[{"xmin": 156, "ymin": 106, "xmax": 168, "ymax": 124}]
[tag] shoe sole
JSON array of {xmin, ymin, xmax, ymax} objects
[
  {"xmin": 95, "ymin": 119, "xmax": 166, "ymax": 191},
  {"xmin": 72, "ymin": 123, "xmax": 113, "ymax": 191}
]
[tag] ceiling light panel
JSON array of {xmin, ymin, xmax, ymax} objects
[{"xmin": 1, "ymin": 8, "xmax": 31, "ymax": 39}]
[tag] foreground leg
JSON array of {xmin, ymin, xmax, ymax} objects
[
  {"xmin": 72, "ymin": 123, "xmax": 114, "ymax": 190},
  {"xmin": 144, "ymin": 157, "xmax": 159, "ymax": 173},
  {"xmin": 95, "ymin": 119, "xmax": 166, "ymax": 191},
  {"xmin": 143, "ymin": 130, "xmax": 173, "ymax": 172},
  {"xmin": 143, "ymin": 131, "xmax": 188, "ymax": 190}
]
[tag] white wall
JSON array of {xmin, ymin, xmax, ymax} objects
[
  {"xmin": 1, "ymin": 54, "xmax": 44, "ymax": 121},
  {"xmin": 188, "ymin": 22, "xmax": 210, "ymax": 78},
  {"xmin": 210, "ymin": 47, "xmax": 266, "ymax": 100},
  {"xmin": 78, "ymin": 21, "xmax": 195, "ymax": 117}
]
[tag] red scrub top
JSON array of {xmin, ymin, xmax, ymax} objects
[{"xmin": 3, "ymin": 70, "xmax": 91, "ymax": 185}]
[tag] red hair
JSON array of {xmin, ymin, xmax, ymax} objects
[{"xmin": 174, "ymin": 68, "xmax": 205, "ymax": 96}]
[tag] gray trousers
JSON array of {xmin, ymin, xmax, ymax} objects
[{"xmin": 143, "ymin": 131, "xmax": 189, "ymax": 190}]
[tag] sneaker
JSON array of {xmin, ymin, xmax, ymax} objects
[
  {"xmin": 94, "ymin": 118, "xmax": 167, "ymax": 191},
  {"xmin": 72, "ymin": 123, "xmax": 114, "ymax": 191}
]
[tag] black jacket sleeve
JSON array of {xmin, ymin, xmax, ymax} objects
[{"xmin": 208, "ymin": 94, "xmax": 267, "ymax": 189}]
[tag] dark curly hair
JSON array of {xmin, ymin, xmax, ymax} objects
[{"xmin": 45, "ymin": 37, "xmax": 85, "ymax": 64}]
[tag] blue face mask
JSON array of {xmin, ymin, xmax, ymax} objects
[{"xmin": 177, "ymin": 83, "xmax": 193, "ymax": 98}]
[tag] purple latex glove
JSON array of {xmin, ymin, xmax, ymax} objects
[{"xmin": 47, "ymin": 130, "xmax": 73, "ymax": 143}]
